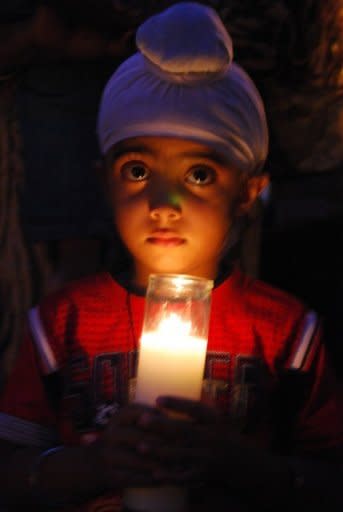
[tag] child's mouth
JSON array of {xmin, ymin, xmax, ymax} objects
[{"xmin": 146, "ymin": 236, "xmax": 185, "ymax": 247}]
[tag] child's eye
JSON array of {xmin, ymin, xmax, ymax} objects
[
  {"xmin": 121, "ymin": 162, "xmax": 150, "ymax": 181},
  {"xmin": 185, "ymin": 166, "xmax": 215, "ymax": 185}
]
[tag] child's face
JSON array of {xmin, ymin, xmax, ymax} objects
[{"xmin": 106, "ymin": 136, "xmax": 266, "ymax": 287}]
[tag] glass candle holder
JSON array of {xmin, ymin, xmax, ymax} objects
[{"xmin": 124, "ymin": 273, "xmax": 213, "ymax": 512}]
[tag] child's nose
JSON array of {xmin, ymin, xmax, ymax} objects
[
  {"xmin": 150, "ymin": 204, "xmax": 181, "ymax": 222},
  {"xmin": 148, "ymin": 184, "xmax": 182, "ymax": 221}
]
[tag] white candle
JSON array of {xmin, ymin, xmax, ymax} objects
[
  {"xmin": 124, "ymin": 274, "xmax": 213, "ymax": 512},
  {"xmin": 135, "ymin": 314, "xmax": 207, "ymax": 405}
]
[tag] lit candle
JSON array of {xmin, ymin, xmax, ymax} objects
[
  {"xmin": 135, "ymin": 313, "xmax": 208, "ymax": 404},
  {"xmin": 124, "ymin": 274, "xmax": 213, "ymax": 512}
]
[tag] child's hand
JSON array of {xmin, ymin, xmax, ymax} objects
[
  {"xmin": 133, "ymin": 396, "xmax": 263, "ymax": 492},
  {"xmin": 89, "ymin": 397, "xmax": 279, "ymax": 497},
  {"xmin": 89, "ymin": 403, "xmax": 168, "ymax": 490}
]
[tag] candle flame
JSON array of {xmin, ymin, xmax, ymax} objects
[
  {"xmin": 159, "ymin": 313, "xmax": 191, "ymax": 336},
  {"xmin": 137, "ymin": 313, "xmax": 208, "ymax": 405},
  {"xmin": 141, "ymin": 313, "xmax": 205, "ymax": 354}
]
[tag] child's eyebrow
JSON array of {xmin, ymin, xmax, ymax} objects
[
  {"xmin": 110, "ymin": 144, "xmax": 229, "ymax": 166},
  {"xmin": 110, "ymin": 144, "xmax": 153, "ymax": 161},
  {"xmin": 179, "ymin": 150, "xmax": 228, "ymax": 166}
]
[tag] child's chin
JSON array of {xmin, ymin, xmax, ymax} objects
[{"xmin": 151, "ymin": 265, "xmax": 188, "ymax": 276}]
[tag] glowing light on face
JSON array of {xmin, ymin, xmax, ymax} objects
[{"xmin": 169, "ymin": 192, "xmax": 181, "ymax": 208}]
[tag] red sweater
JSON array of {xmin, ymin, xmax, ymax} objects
[{"xmin": 0, "ymin": 269, "xmax": 342, "ymax": 511}]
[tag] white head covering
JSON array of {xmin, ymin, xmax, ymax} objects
[{"xmin": 97, "ymin": 2, "xmax": 268, "ymax": 174}]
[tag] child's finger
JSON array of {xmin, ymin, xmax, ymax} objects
[
  {"xmin": 108, "ymin": 464, "xmax": 163, "ymax": 488},
  {"xmin": 153, "ymin": 465, "xmax": 205, "ymax": 485},
  {"xmin": 137, "ymin": 411, "xmax": 195, "ymax": 439},
  {"xmin": 156, "ymin": 396, "xmax": 219, "ymax": 423},
  {"xmin": 110, "ymin": 403, "xmax": 161, "ymax": 427},
  {"xmin": 137, "ymin": 437, "xmax": 207, "ymax": 462},
  {"xmin": 106, "ymin": 446, "xmax": 163, "ymax": 471}
]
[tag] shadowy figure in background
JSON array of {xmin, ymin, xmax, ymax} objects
[
  {"xmin": 0, "ymin": 73, "xmax": 40, "ymax": 390},
  {"xmin": 0, "ymin": 0, "xmax": 177, "ymax": 390}
]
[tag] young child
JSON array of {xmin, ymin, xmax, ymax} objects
[{"xmin": 0, "ymin": 3, "xmax": 342, "ymax": 511}]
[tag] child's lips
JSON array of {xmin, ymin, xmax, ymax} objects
[{"xmin": 147, "ymin": 231, "xmax": 185, "ymax": 246}]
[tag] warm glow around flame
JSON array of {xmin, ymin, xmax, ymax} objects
[{"xmin": 135, "ymin": 313, "xmax": 207, "ymax": 405}]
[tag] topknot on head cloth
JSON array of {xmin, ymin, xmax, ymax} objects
[
  {"xmin": 136, "ymin": 2, "xmax": 233, "ymax": 78},
  {"xmin": 97, "ymin": 2, "xmax": 269, "ymax": 175}
]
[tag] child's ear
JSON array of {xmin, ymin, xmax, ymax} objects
[{"xmin": 236, "ymin": 174, "xmax": 270, "ymax": 216}]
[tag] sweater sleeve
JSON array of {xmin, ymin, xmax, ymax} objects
[
  {"xmin": 276, "ymin": 311, "xmax": 343, "ymax": 459},
  {"xmin": 0, "ymin": 324, "xmax": 60, "ymax": 448}
]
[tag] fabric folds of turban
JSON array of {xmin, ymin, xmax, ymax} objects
[{"xmin": 97, "ymin": 2, "xmax": 268, "ymax": 175}]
